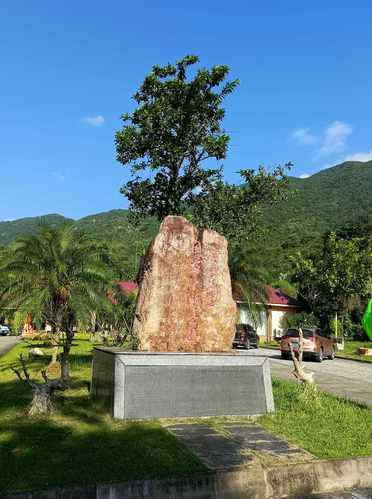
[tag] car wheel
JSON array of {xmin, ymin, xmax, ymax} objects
[
  {"xmin": 328, "ymin": 347, "xmax": 335, "ymax": 360},
  {"xmin": 315, "ymin": 348, "xmax": 324, "ymax": 363}
]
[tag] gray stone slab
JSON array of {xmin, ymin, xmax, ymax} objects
[
  {"xmin": 168, "ymin": 424, "xmax": 250, "ymax": 469},
  {"xmin": 91, "ymin": 348, "xmax": 274, "ymax": 420},
  {"xmin": 167, "ymin": 423, "xmax": 310, "ymax": 471}
]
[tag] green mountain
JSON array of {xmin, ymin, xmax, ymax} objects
[
  {"xmin": 0, "ymin": 209, "xmax": 158, "ymax": 246},
  {"xmin": 0, "ymin": 214, "xmax": 72, "ymax": 245},
  {"xmin": 259, "ymin": 160, "xmax": 372, "ymax": 278},
  {"xmin": 1, "ymin": 161, "xmax": 371, "ymax": 279}
]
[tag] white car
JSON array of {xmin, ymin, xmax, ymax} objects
[{"xmin": 0, "ymin": 325, "xmax": 10, "ymax": 336}]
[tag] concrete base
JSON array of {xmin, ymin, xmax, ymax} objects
[{"xmin": 91, "ymin": 348, "xmax": 274, "ymax": 420}]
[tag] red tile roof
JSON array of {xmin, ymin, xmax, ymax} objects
[
  {"xmin": 233, "ymin": 284, "xmax": 300, "ymax": 307},
  {"xmin": 265, "ymin": 285, "xmax": 299, "ymax": 307}
]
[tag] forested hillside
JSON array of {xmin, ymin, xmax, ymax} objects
[
  {"xmin": 1, "ymin": 161, "xmax": 371, "ymax": 280},
  {"xmin": 258, "ymin": 160, "xmax": 372, "ymax": 278}
]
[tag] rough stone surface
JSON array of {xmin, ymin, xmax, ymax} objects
[{"xmin": 133, "ymin": 215, "xmax": 237, "ymax": 352}]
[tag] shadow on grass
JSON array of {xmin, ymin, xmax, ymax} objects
[{"xmin": 0, "ymin": 379, "xmax": 206, "ymax": 495}]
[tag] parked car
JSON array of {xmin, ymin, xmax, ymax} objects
[
  {"xmin": 0, "ymin": 325, "xmax": 11, "ymax": 336},
  {"xmin": 233, "ymin": 324, "xmax": 259, "ymax": 349},
  {"xmin": 280, "ymin": 327, "xmax": 336, "ymax": 362}
]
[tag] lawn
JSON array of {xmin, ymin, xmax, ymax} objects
[
  {"xmin": 2, "ymin": 335, "xmax": 372, "ymax": 494},
  {"xmin": 337, "ymin": 340, "xmax": 372, "ymax": 363},
  {"xmin": 259, "ymin": 378, "xmax": 372, "ymax": 459},
  {"xmin": 0, "ymin": 335, "xmax": 206, "ymax": 494}
]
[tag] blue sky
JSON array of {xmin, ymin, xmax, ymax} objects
[{"xmin": 1, "ymin": 1, "xmax": 372, "ymax": 221}]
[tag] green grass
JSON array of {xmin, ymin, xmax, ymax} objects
[
  {"xmin": 259, "ymin": 378, "xmax": 372, "ymax": 459},
  {"xmin": 337, "ymin": 340, "xmax": 372, "ymax": 363},
  {"xmin": 260, "ymin": 340, "xmax": 280, "ymax": 349},
  {"xmin": 0, "ymin": 335, "xmax": 206, "ymax": 494},
  {"xmin": 2, "ymin": 336, "xmax": 372, "ymax": 493}
]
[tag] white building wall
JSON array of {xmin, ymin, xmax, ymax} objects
[
  {"xmin": 238, "ymin": 305, "xmax": 267, "ymax": 337},
  {"xmin": 271, "ymin": 309, "xmax": 285, "ymax": 336}
]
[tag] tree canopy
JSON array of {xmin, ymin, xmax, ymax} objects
[
  {"xmin": 116, "ymin": 55, "xmax": 239, "ymax": 220},
  {"xmin": 0, "ymin": 225, "xmax": 114, "ymax": 378},
  {"xmin": 292, "ymin": 230, "xmax": 372, "ymax": 334}
]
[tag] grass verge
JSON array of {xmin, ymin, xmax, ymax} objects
[
  {"xmin": 259, "ymin": 377, "xmax": 372, "ymax": 459},
  {"xmin": 0, "ymin": 335, "xmax": 206, "ymax": 494},
  {"xmin": 337, "ymin": 340, "xmax": 372, "ymax": 363}
]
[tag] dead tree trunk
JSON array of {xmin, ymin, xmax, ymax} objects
[
  {"xmin": 12, "ymin": 354, "xmax": 65, "ymax": 416},
  {"xmin": 289, "ymin": 328, "xmax": 315, "ymax": 385}
]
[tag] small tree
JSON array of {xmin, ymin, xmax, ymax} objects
[
  {"xmin": 96, "ymin": 284, "xmax": 137, "ymax": 347},
  {"xmin": 116, "ymin": 55, "xmax": 239, "ymax": 220},
  {"xmin": 0, "ymin": 225, "xmax": 113, "ymax": 403},
  {"xmin": 293, "ymin": 231, "xmax": 372, "ymax": 334}
]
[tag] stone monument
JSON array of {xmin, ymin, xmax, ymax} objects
[
  {"xmin": 92, "ymin": 216, "xmax": 274, "ymax": 419},
  {"xmin": 133, "ymin": 215, "xmax": 236, "ymax": 352}
]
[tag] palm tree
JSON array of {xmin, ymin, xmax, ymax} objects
[
  {"xmin": 229, "ymin": 245, "xmax": 268, "ymax": 328},
  {"xmin": 0, "ymin": 224, "xmax": 113, "ymax": 382}
]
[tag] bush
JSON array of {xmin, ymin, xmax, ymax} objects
[{"xmin": 280, "ymin": 311, "xmax": 317, "ymax": 330}]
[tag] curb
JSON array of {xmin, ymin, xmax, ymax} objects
[
  {"xmin": 335, "ymin": 354, "xmax": 372, "ymax": 364},
  {"xmin": 262, "ymin": 345, "xmax": 372, "ymax": 365},
  {"xmin": 3, "ymin": 456, "xmax": 372, "ymax": 499}
]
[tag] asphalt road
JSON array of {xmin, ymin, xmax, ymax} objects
[
  {"xmin": 249, "ymin": 347, "xmax": 372, "ymax": 408},
  {"xmin": 0, "ymin": 335, "xmax": 20, "ymax": 357}
]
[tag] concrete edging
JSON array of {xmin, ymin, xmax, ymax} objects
[{"xmin": 4, "ymin": 456, "xmax": 372, "ymax": 498}]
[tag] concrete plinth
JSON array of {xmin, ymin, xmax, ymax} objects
[{"xmin": 91, "ymin": 348, "xmax": 274, "ymax": 420}]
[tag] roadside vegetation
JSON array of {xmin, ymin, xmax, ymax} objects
[
  {"xmin": 0, "ymin": 336, "xmax": 206, "ymax": 495},
  {"xmin": 259, "ymin": 378, "xmax": 372, "ymax": 459},
  {"xmin": 337, "ymin": 340, "xmax": 372, "ymax": 363}
]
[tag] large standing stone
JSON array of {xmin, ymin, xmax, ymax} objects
[{"xmin": 133, "ymin": 216, "xmax": 237, "ymax": 352}]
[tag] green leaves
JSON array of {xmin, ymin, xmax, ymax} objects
[
  {"xmin": 116, "ymin": 55, "xmax": 239, "ymax": 220},
  {"xmin": 292, "ymin": 230, "xmax": 372, "ymax": 333},
  {"xmin": 190, "ymin": 164, "xmax": 290, "ymax": 241},
  {"xmin": 0, "ymin": 225, "xmax": 114, "ymax": 333}
]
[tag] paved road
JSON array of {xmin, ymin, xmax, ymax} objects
[
  {"xmin": 0, "ymin": 336, "xmax": 20, "ymax": 357},
  {"xmin": 248, "ymin": 347, "xmax": 372, "ymax": 408}
]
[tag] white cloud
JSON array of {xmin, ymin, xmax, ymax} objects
[
  {"xmin": 340, "ymin": 150, "xmax": 372, "ymax": 162},
  {"xmin": 81, "ymin": 115, "xmax": 105, "ymax": 127},
  {"xmin": 291, "ymin": 121, "xmax": 353, "ymax": 159},
  {"xmin": 291, "ymin": 128, "xmax": 318, "ymax": 146},
  {"xmin": 299, "ymin": 173, "xmax": 310, "ymax": 179},
  {"xmin": 50, "ymin": 171, "xmax": 65, "ymax": 181},
  {"xmin": 318, "ymin": 121, "xmax": 352, "ymax": 156}
]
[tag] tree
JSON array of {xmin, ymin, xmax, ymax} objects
[
  {"xmin": 0, "ymin": 225, "xmax": 113, "ymax": 389},
  {"xmin": 116, "ymin": 55, "xmax": 239, "ymax": 220},
  {"xmin": 229, "ymin": 245, "xmax": 268, "ymax": 327},
  {"xmin": 116, "ymin": 54, "xmax": 290, "ymax": 242},
  {"xmin": 95, "ymin": 283, "xmax": 137, "ymax": 347},
  {"xmin": 191, "ymin": 164, "xmax": 290, "ymax": 241},
  {"xmin": 293, "ymin": 231, "xmax": 372, "ymax": 334}
]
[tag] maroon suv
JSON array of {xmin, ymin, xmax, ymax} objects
[{"xmin": 280, "ymin": 327, "xmax": 336, "ymax": 362}]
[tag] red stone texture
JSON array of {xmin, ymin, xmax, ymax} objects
[{"xmin": 133, "ymin": 216, "xmax": 237, "ymax": 352}]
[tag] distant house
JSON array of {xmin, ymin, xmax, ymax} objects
[{"xmin": 235, "ymin": 285, "xmax": 302, "ymax": 341}]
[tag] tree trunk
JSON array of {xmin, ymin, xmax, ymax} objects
[
  {"xmin": 29, "ymin": 385, "xmax": 55, "ymax": 415},
  {"xmin": 60, "ymin": 331, "xmax": 74, "ymax": 382},
  {"xmin": 289, "ymin": 328, "xmax": 315, "ymax": 385}
]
